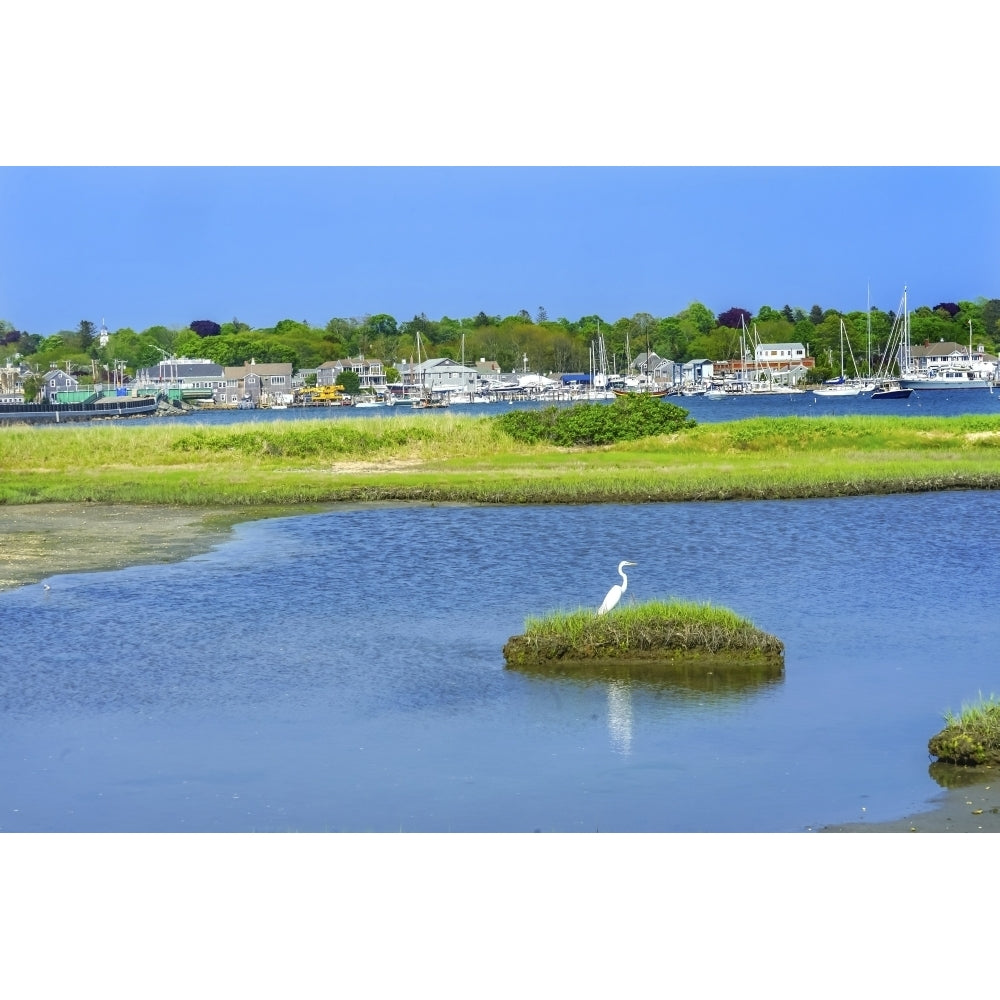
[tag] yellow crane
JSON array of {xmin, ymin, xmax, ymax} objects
[{"xmin": 294, "ymin": 383, "xmax": 347, "ymax": 403}]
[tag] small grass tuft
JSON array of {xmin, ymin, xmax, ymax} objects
[{"xmin": 929, "ymin": 693, "xmax": 1000, "ymax": 766}]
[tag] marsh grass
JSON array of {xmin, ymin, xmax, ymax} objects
[
  {"xmin": 5, "ymin": 412, "xmax": 1000, "ymax": 506},
  {"xmin": 928, "ymin": 693, "xmax": 1000, "ymax": 765},
  {"xmin": 503, "ymin": 599, "xmax": 784, "ymax": 668}
]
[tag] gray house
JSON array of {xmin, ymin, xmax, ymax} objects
[
  {"xmin": 136, "ymin": 359, "xmax": 226, "ymax": 397},
  {"xmin": 42, "ymin": 367, "xmax": 79, "ymax": 402},
  {"xmin": 410, "ymin": 357, "xmax": 480, "ymax": 393},
  {"xmin": 214, "ymin": 362, "xmax": 294, "ymax": 406},
  {"xmin": 680, "ymin": 358, "xmax": 714, "ymax": 385}
]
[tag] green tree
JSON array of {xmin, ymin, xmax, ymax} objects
[
  {"xmin": 16, "ymin": 333, "xmax": 43, "ymax": 356},
  {"xmin": 78, "ymin": 320, "xmax": 95, "ymax": 351},
  {"xmin": 219, "ymin": 317, "xmax": 251, "ymax": 336},
  {"xmin": 678, "ymin": 302, "xmax": 715, "ymax": 336},
  {"xmin": 981, "ymin": 299, "xmax": 1000, "ymax": 341},
  {"xmin": 172, "ymin": 330, "xmax": 203, "ymax": 357},
  {"xmin": 336, "ymin": 369, "xmax": 361, "ymax": 394},
  {"xmin": 135, "ymin": 341, "xmax": 166, "ymax": 369},
  {"xmin": 687, "ymin": 327, "xmax": 740, "ymax": 361},
  {"xmin": 22, "ymin": 373, "xmax": 43, "ymax": 401},
  {"xmin": 656, "ymin": 317, "xmax": 688, "ymax": 361},
  {"xmin": 366, "ymin": 314, "xmax": 398, "ymax": 337},
  {"xmin": 909, "ymin": 311, "xmax": 960, "ymax": 345}
]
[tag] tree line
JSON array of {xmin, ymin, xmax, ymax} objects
[{"xmin": 3, "ymin": 297, "xmax": 1000, "ymax": 384}]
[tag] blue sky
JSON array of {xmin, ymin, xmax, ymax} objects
[
  {"xmin": 2, "ymin": 166, "xmax": 996, "ymax": 335},
  {"xmin": 4, "ymin": 7, "xmax": 996, "ymax": 337}
]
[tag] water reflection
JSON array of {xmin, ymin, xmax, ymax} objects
[
  {"xmin": 507, "ymin": 657, "xmax": 784, "ymax": 703},
  {"xmin": 928, "ymin": 761, "xmax": 996, "ymax": 789},
  {"xmin": 607, "ymin": 680, "xmax": 633, "ymax": 756}
]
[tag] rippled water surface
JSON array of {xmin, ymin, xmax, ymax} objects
[{"xmin": 3, "ymin": 493, "xmax": 999, "ymax": 831}]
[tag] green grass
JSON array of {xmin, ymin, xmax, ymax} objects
[
  {"xmin": 502, "ymin": 598, "xmax": 784, "ymax": 668},
  {"xmin": 6, "ymin": 412, "xmax": 1000, "ymax": 506},
  {"xmin": 928, "ymin": 694, "xmax": 1000, "ymax": 765}
]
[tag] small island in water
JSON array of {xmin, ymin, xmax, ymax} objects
[
  {"xmin": 928, "ymin": 695, "xmax": 1000, "ymax": 766},
  {"xmin": 503, "ymin": 599, "xmax": 784, "ymax": 681}
]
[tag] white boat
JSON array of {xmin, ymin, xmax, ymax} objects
[
  {"xmin": 897, "ymin": 293, "xmax": 993, "ymax": 390},
  {"xmin": 899, "ymin": 368, "xmax": 992, "ymax": 390},
  {"xmin": 813, "ymin": 321, "xmax": 863, "ymax": 396},
  {"xmin": 812, "ymin": 377, "xmax": 862, "ymax": 397}
]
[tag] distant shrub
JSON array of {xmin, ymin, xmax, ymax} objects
[{"xmin": 496, "ymin": 393, "xmax": 696, "ymax": 445}]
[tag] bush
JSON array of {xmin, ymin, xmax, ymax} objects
[{"xmin": 496, "ymin": 393, "xmax": 695, "ymax": 446}]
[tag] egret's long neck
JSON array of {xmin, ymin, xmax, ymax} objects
[{"xmin": 620, "ymin": 568, "xmax": 628, "ymax": 591}]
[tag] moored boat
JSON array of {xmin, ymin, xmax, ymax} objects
[
  {"xmin": 897, "ymin": 292, "xmax": 995, "ymax": 390},
  {"xmin": 611, "ymin": 387, "xmax": 670, "ymax": 398},
  {"xmin": 898, "ymin": 368, "xmax": 992, "ymax": 390},
  {"xmin": 870, "ymin": 380, "xmax": 913, "ymax": 399}
]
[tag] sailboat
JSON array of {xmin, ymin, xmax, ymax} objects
[
  {"xmin": 813, "ymin": 320, "xmax": 863, "ymax": 396},
  {"xmin": 864, "ymin": 286, "xmax": 912, "ymax": 399},
  {"xmin": 411, "ymin": 331, "xmax": 449, "ymax": 409},
  {"xmin": 612, "ymin": 320, "xmax": 670, "ymax": 397}
]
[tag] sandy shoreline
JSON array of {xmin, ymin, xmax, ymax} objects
[
  {"xmin": 822, "ymin": 767, "xmax": 1000, "ymax": 832},
  {"xmin": 0, "ymin": 502, "xmax": 264, "ymax": 592}
]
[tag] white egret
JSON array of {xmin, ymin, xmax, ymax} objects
[{"xmin": 597, "ymin": 561, "xmax": 637, "ymax": 615}]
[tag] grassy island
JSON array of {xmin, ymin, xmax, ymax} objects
[
  {"xmin": 928, "ymin": 694, "xmax": 1000, "ymax": 766},
  {"xmin": 4, "ymin": 411, "xmax": 1000, "ymax": 507},
  {"xmin": 502, "ymin": 600, "xmax": 784, "ymax": 680}
]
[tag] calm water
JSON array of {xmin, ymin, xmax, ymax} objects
[
  {"xmin": 114, "ymin": 385, "xmax": 1000, "ymax": 427},
  {"xmin": 3, "ymin": 492, "xmax": 999, "ymax": 832}
]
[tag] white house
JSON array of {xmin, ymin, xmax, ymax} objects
[{"xmin": 754, "ymin": 342, "xmax": 807, "ymax": 363}]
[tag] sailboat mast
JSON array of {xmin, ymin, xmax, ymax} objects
[{"xmin": 866, "ymin": 283, "xmax": 872, "ymax": 378}]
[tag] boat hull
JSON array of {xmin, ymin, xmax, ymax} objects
[
  {"xmin": 870, "ymin": 387, "xmax": 913, "ymax": 399},
  {"xmin": 898, "ymin": 377, "xmax": 991, "ymax": 390},
  {"xmin": 611, "ymin": 388, "xmax": 669, "ymax": 398}
]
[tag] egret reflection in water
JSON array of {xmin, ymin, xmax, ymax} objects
[{"xmin": 607, "ymin": 680, "xmax": 633, "ymax": 755}]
